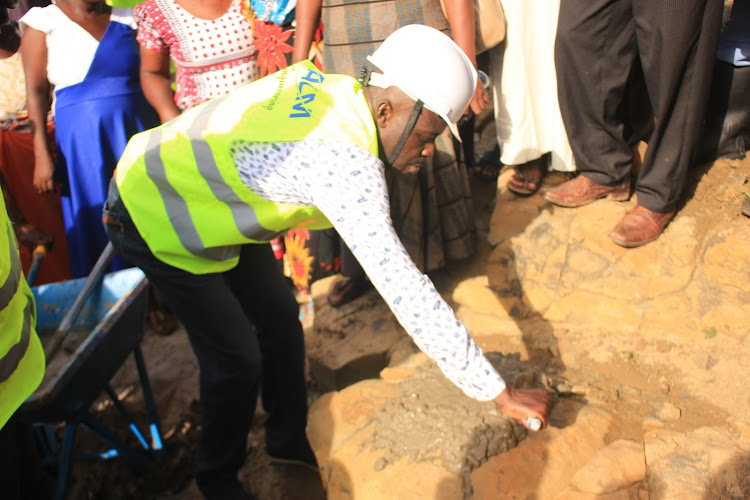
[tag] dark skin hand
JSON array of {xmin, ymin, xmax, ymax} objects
[
  {"xmin": 494, "ymin": 386, "xmax": 552, "ymax": 431},
  {"xmin": 0, "ymin": 170, "xmax": 54, "ymax": 249},
  {"xmin": 16, "ymin": 223, "xmax": 54, "ymax": 249}
]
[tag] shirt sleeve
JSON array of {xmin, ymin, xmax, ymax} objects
[
  {"xmin": 303, "ymin": 141, "xmax": 507, "ymax": 401},
  {"xmin": 19, "ymin": 6, "xmax": 54, "ymax": 33},
  {"xmin": 134, "ymin": 0, "xmax": 169, "ymax": 53}
]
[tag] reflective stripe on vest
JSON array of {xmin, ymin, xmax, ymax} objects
[
  {"xmin": 0, "ymin": 225, "xmax": 30, "ymax": 383},
  {"xmin": 144, "ymin": 98, "xmax": 280, "ymax": 262}
]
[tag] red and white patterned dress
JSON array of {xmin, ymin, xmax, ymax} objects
[{"xmin": 135, "ymin": 0, "xmax": 256, "ymax": 111}]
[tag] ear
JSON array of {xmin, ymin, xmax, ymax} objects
[{"xmin": 375, "ymin": 100, "xmax": 394, "ymax": 129}]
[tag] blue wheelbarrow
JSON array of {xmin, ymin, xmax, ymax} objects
[{"xmin": 19, "ymin": 243, "xmax": 164, "ymax": 500}]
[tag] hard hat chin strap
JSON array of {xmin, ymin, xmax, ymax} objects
[
  {"xmin": 387, "ymin": 99, "xmax": 423, "ymax": 167},
  {"xmin": 359, "ymin": 66, "xmax": 425, "ymax": 168}
]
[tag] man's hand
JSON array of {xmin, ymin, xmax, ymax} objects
[
  {"xmin": 16, "ymin": 223, "xmax": 53, "ymax": 250},
  {"xmin": 493, "ymin": 386, "xmax": 552, "ymax": 431}
]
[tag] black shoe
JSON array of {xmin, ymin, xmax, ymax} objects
[
  {"xmin": 267, "ymin": 439, "xmax": 319, "ymax": 472},
  {"xmin": 197, "ymin": 478, "xmax": 256, "ymax": 500}
]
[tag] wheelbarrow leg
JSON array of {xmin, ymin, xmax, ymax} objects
[
  {"xmin": 103, "ymin": 384, "xmax": 150, "ymax": 450},
  {"xmin": 79, "ymin": 412, "xmax": 153, "ymax": 472},
  {"xmin": 133, "ymin": 345, "xmax": 164, "ymax": 455},
  {"xmin": 54, "ymin": 419, "xmax": 79, "ymax": 500}
]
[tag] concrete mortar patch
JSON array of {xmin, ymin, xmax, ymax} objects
[{"xmin": 362, "ymin": 352, "xmax": 539, "ymax": 485}]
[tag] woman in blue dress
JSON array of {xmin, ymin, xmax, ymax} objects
[{"xmin": 21, "ymin": 0, "xmax": 158, "ymax": 278}]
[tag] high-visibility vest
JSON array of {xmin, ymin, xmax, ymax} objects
[
  {"xmin": 116, "ymin": 60, "xmax": 379, "ymax": 274},
  {"xmin": 0, "ymin": 192, "xmax": 44, "ymax": 430}
]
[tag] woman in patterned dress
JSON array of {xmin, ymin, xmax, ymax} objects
[{"xmin": 135, "ymin": 0, "xmax": 256, "ymax": 121}]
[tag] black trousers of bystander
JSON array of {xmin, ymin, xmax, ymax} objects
[{"xmin": 555, "ymin": 0, "xmax": 722, "ymax": 213}]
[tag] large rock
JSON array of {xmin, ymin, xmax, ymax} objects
[
  {"xmin": 644, "ymin": 426, "xmax": 750, "ymax": 499},
  {"xmin": 487, "ymin": 192, "xmax": 750, "ymax": 342},
  {"xmin": 471, "ymin": 401, "xmax": 616, "ymax": 498},
  {"xmin": 308, "ymin": 353, "xmax": 540, "ymax": 499},
  {"xmin": 570, "ymin": 439, "xmax": 646, "ymax": 494},
  {"xmin": 307, "ymin": 379, "xmax": 400, "ymax": 489},
  {"xmin": 306, "ymin": 276, "xmax": 408, "ymax": 392}
]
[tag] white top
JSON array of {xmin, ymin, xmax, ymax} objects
[
  {"xmin": 20, "ymin": 5, "xmax": 136, "ymax": 92},
  {"xmin": 232, "ymin": 138, "xmax": 508, "ymax": 402}
]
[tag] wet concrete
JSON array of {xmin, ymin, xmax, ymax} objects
[{"xmin": 363, "ymin": 353, "xmax": 543, "ymax": 498}]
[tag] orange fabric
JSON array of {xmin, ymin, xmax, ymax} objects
[{"xmin": 0, "ymin": 121, "xmax": 72, "ymax": 285}]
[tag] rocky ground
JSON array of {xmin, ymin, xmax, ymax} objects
[
  {"xmin": 298, "ymin": 148, "xmax": 749, "ymax": 499},
  {"xmin": 43, "ymin": 75, "xmax": 750, "ymax": 498}
]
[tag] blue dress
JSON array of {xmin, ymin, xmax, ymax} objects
[{"xmin": 54, "ymin": 19, "xmax": 158, "ymax": 278}]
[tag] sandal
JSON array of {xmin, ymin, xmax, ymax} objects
[
  {"xmin": 473, "ymin": 147, "xmax": 503, "ymax": 181},
  {"xmin": 507, "ymin": 155, "xmax": 549, "ymax": 196},
  {"xmin": 327, "ymin": 275, "xmax": 372, "ymax": 308}
]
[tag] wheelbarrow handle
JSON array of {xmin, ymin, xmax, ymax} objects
[
  {"xmin": 44, "ymin": 242, "xmax": 116, "ymax": 362},
  {"xmin": 26, "ymin": 244, "xmax": 47, "ymax": 287}
]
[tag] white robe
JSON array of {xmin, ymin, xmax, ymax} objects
[{"xmin": 489, "ymin": 0, "xmax": 575, "ymax": 172}]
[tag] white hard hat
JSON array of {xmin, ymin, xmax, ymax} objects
[{"xmin": 366, "ymin": 24, "xmax": 477, "ymax": 140}]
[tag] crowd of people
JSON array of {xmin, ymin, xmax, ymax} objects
[{"xmin": 0, "ymin": 0, "xmax": 747, "ymax": 499}]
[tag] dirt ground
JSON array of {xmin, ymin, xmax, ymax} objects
[
  {"xmin": 33, "ymin": 42, "xmax": 750, "ymax": 495},
  {"xmin": 41, "ymin": 144, "xmax": 748, "ymax": 500}
]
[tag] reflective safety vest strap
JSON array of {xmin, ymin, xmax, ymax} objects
[
  {"xmin": 0, "ymin": 224, "xmax": 28, "ymax": 383},
  {"xmin": 144, "ymin": 126, "xmax": 236, "ymax": 262},
  {"xmin": 0, "ymin": 225, "xmax": 20, "ymax": 310},
  {"xmin": 187, "ymin": 100, "xmax": 282, "ymax": 243},
  {"xmin": 0, "ymin": 303, "xmax": 31, "ymax": 383}
]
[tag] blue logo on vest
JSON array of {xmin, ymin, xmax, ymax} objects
[{"xmin": 290, "ymin": 69, "xmax": 325, "ymax": 118}]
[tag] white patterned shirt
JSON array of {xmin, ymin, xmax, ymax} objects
[{"xmin": 231, "ymin": 138, "xmax": 507, "ymax": 401}]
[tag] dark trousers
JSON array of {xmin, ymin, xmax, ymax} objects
[
  {"xmin": 555, "ymin": 0, "xmax": 722, "ymax": 212},
  {"xmin": 0, "ymin": 419, "xmax": 53, "ymax": 500},
  {"xmin": 103, "ymin": 190, "xmax": 308, "ymax": 486}
]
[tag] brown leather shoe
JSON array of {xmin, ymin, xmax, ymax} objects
[
  {"xmin": 541, "ymin": 175, "xmax": 631, "ymax": 208},
  {"xmin": 609, "ymin": 205, "xmax": 676, "ymax": 248}
]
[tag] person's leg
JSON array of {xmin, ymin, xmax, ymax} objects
[
  {"xmin": 631, "ymin": 0, "xmax": 723, "ymax": 213},
  {"xmin": 224, "ymin": 243, "xmax": 312, "ymax": 462},
  {"xmin": 0, "ymin": 419, "xmax": 54, "ymax": 500},
  {"xmin": 696, "ymin": 61, "xmax": 750, "ymax": 164},
  {"xmin": 554, "ymin": 0, "xmax": 637, "ymax": 185},
  {"xmin": 608, "ymin": 0, "xmax": 722, "ymax": 248},
  {"xmin": 105, "ymin": 222, "xmax": 261, "ymax": 497}
]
